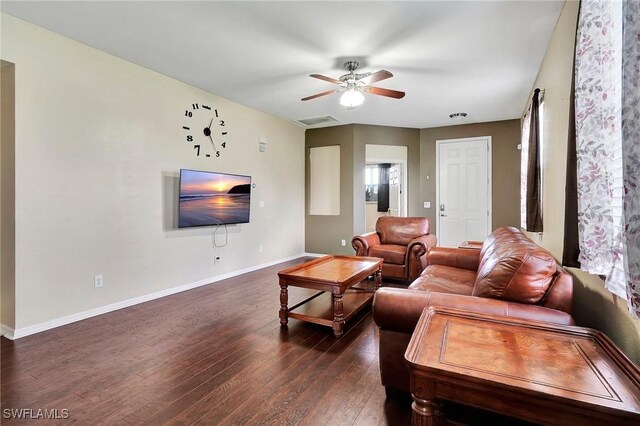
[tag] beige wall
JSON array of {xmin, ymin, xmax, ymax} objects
[
  {"xmin": 524, "ymin": 1, "xmax": 575, "ymax": 258},
  {"xmin": 1, "ymin": 14, "xmax": 305, "ymax": 331},
  {"xmin": 1, "ymin": 61, "xmax": 16, "ymax": 329},
  {"xmin": 527, "ymin": 0, "xmax": 640, "ymax": 363},
  {"xmin": 420, "ymin": 119, "xmax": 522, "ymax": 234},
  {"xmin": 305, "ymin": 124, "xmax": 421, "ymax": 254}
]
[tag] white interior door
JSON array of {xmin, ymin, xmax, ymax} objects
[
  {"xmin": 437, "ymin": 137, "xmax": 491, "ymax": 247},
  {"xmin": 389, "ymin": 164, "xmax": 403, "ymax": 216}
]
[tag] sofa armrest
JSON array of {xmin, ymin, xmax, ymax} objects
[
  {"xmin": 373, "ymin": 288, "xmax": 575, "ymax": 334},
  {"xmin": 407, "ymin": 234, "xmax": 438, "ymax": 257},
  {"xmin": 405, "ymin": 235, "xmax": 438, "ymax": 281},
  {"xmin": 427, "ymin": 246, "xmax": 480, "ymax": 271},
  {"xmin": 406, "ymin": 234, "xmax": 437, "ymax": 258},
  {"xmin": 351, "ymin": 232, "xmax": 380, "ymax": 256}
]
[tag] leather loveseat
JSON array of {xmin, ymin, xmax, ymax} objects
[
  {"xmin": 352, "ymin": 216, "xmax": 437, "ymax": 283},
  {"xmin": 373, "ymin": 226, "xmax": 575, "ymax": 394}
]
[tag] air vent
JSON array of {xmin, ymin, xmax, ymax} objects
[{"xmin": 296, "ymin": 115, "xmax": 339, "ymax": 127}]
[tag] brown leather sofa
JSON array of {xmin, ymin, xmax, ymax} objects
[
  {"xmin": 373, "ymin": 226, "xmax": 575, "ymax": 394},
  {"xmin": 352, "ymin": 216, "xmax": 437, "ymax": 283}
]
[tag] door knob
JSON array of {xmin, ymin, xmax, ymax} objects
[{"xmin": 440, "ymin": 213, "xmax": 447, "ymax": 217}]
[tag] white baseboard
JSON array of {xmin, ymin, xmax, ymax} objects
[
  {"xmin": 1, "ymin": 324, "xmax": 15, "ymax": 340},
  {"xmin": 2, "ymin": 253, "xmax": 307, "ymax": 341}
]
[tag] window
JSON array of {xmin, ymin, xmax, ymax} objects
[
  {"xmin": 365, "ymin": 164, "xmax": 378, "ymax": 202},
  {"xmin": 573, "ymin": 0, "xmax": 639, "ymax": 316}
]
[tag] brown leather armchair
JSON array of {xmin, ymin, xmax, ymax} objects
[
  {"xmin": 352, "ymin": 216, "xmax": 436, "ymax": 283},
  {"xmin": 373, "ymin": 226, "xmax": 575, "ymax": 394}
]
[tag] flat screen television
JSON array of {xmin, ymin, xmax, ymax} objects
[{"xmin": 178, "ymin": 169, "xmax": 251, "ymax": 227}]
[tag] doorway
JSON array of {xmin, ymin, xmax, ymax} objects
[
  {"xmin": 365, "ymin": 145, "xmax": 408, "ymax": 232},
  {"xmin": 436, "ymin": 136, "xmax": 492, "ymax": 247}
]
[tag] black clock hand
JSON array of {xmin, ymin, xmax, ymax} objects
[
  {"xmin": 203, "ymin": 117, "xmax": 217, "ymax": 151},
  {"xmin": 208, "ymin": 134, "xmax": 217, "ymax": 151}
]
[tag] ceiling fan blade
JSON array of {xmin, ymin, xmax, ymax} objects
[
  {"xmin": 359, "ymin": 70, "xmax": 393, "ymax": 85},
  {"xmin": 301, "ymin": 89, "xmax": 338, "ymax": 101},
  {"xmin": 309, "ymin": 74, "xmax": 342, "ymax": 85},
  {"xmin": 364, "ymin": 86, "xmax": 405, "ymax": 99}
]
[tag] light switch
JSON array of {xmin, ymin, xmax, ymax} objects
[
  {"xmin": 259, "ymin": 200, "xmax": 265, "ymax": 208},
  {"xmin": 423, "ymin": 201, "xmax": 431, "ymax": 208}
]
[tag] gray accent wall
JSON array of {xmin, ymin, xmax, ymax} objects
[
  {"xmin": 305, "ymin": 124, "xmax": 420, "ymax": 255},
  {"xmin": 420, "ymin": 120, "xmax": 522, "ymax": 234},
  {"xmin": 306, "ymin": 125, "xmax": 356, "ymax": 255},
  {"xmin": 353, "ymin": 125, "xmax": 422, "ymax": 233}
]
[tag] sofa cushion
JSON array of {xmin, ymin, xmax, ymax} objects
[
  {"xmin": 376, "ymin": 216, "xmax": 429, "ymax": 245},
  {"xmin": 370, "ymin": 244, "xmax": 406, "ymax": 265},
  {"xmin": 409, "ymin": 265, "xmax": 475, "ymax": 295},
  {"xmin": 472, "ymin": 227, "xmax": 556, "ymax": 304}
]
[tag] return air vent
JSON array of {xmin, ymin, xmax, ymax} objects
[{"xmin": 296, "ymin": 115, "xmax": 339, "ymax": 127}]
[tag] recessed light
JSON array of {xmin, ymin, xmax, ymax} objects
[{"xmin": 449, "ymin": 112, "xmax": 468, "ymax": 120}]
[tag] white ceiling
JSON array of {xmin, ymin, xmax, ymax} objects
[{"xmin": 1, "ymin": 1, "xmax": 564, "ymax": 129}]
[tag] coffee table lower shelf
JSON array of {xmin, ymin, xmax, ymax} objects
[
  {"xmin": 288, "ymin": 289, "xmax": 374, "ymax": 329},
  {"xmin": 277, "ymin": 255, "xmax": 383, "ymax": 337}
]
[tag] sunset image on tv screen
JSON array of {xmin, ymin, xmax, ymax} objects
[{"xmin": 179, "ymin": 169, "xmax": 251, "ymax": 227}]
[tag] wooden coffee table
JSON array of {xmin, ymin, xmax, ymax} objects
[
  {"xmin": 405, "ymin": 307, "xmax": 640, "ymax": 425},
  {"xmin": 277, "ymin": 255, "xmax": 382, "ymax": 337}
]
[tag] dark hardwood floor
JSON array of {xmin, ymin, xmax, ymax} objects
[{"xmin": 0, "ymin": 258, "xmax": 411, "ymax": 425}]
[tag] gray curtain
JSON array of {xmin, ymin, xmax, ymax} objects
[
  {"xmin": 525, "ymin": 89, "xmax": 543, "ymax": 232},
  {"xmin": 377, "ymin": 164, "xmax": 390, "ymax": 213},
  {"xmin": 562, "ymin": 4, "xmax": 581, "ymax": 268}
]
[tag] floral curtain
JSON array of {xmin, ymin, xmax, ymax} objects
[
  {"xmin": 622, "ymin": 0, "xmax": 640, "ymax": 317},
  {"xmin": 575, "ymin": 0, "xmax": 640, "ymax": 318}
]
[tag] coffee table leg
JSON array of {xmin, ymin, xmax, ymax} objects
[
  {"xmin": 411, "ymin": 377, "xmax": 444, "ymax": 426},
  {"xmin": 375, "ymin": 268, "xmax": 382, "ymax": 289},
  {"xmin": 279, "ymin": 280, "xmax": 288, "ymax": 326},
  {"xmin": 332, "ymin": 292, "xmax": 344, "ymax": 338}
]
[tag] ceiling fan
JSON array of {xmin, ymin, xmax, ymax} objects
[{"xmin": 302, "ymin": 61, "xmax": 405, "ymax": 108}]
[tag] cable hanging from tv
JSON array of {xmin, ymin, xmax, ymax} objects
[{"xmin": 212, "ymin": 224, "xmax": 228, "ymax": 248}]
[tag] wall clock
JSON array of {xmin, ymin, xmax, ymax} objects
[{"xmin": 182, "ymin": 103, "xmax": 228, "ymax": 158}]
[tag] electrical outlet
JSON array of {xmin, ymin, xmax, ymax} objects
[
  {"xmin": 423, "ymin": 201, "xmax": 431, "ymax": 208},
  {"xmin": 94, "ymin": 275, "xmax": 104, "ymax": 288},
  {"xmin": 258, "ymin": 245, "xmax": 263, "ymax": 253},
  {"xmin": 341, "ymin": 239, "xmax": 346, "ymax": 247}
]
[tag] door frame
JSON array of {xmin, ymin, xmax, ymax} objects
[
  {"xmin": 388, "ymin": 162, "xmax": 404, "ymax": 216},
  {"xmin": 435, "ymin": 136, "xmax": 492, "ymax": 245}
]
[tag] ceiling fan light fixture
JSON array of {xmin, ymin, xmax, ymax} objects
[
  {"xmin": 303, "ymin": 61, "xmax": 403, "ymax": 105},
  {"xmin": 340, "ymin": 88, "xmax": 364, "ymax": 108}
]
